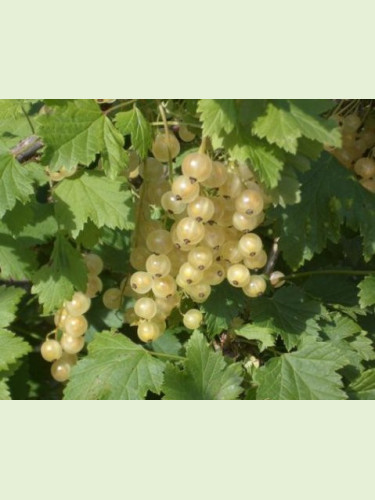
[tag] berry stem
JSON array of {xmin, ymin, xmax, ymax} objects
[
  {"xmin": 158, "ymin": 101, "xmax": 174, "ymax": 181},
  {"xmin": 199, "ymin": 135, "xmax": 208, "ymax": 155},
  {"xmin": 151, "ymin": 121, "xmax": 201, "ymax": 129},
  {"xmin": 104, "ymin": 99, "xmax": 138, "ymax": 115},
  {"xmin": 284, "ymin": 269, "xmax": 375, "ymax": 280},
  {"xmin": 21, "ymin": 105, "xmax": 35, "ymax": 134}
]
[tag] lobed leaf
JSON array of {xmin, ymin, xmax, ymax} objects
[
  {"xmin": 64, "ymin": 331, "xmax": 165, "ymax": 400},
  {"xmin": 163, "ymin": 331, "xmax": 243, "ymax": 400}
]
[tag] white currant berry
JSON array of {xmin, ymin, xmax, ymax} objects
[
  {"xmin": 83, "ymin": 253, "xmax": 103, "ymax": 275},
  {"xmin": 152, "ymin": 275, "xmax": 177, "ymax": 298},
  {"xmin": 238, "ymin": 233, "xmax": 263, "ymax": 258},
  {"xmin": 188, "ymin": 246, "xmax": 213, "ymax": 270},
  {"xmin": 134, "ymin": 297, "xmax": 157, "ymax": 320},
  {"xmin": 146, "ymin": 254, "xmax": 171, "ymax": 278},
  {"xmin": 182, "ymin": 152, "xmax": 212, "ymax": 182},
  {"xmin": 227, "ymin": 264, "xmax": 250, "ymax": 288},
  {"xmin": 41, "ymin": 339, "xmax": 63, "ymax": 362},
  {"xmin": 103, "ymin": 288, "xmax": 123, "ymax": 309},
  {"xmin": 64, "ymin": 315, "xmax": 88, "ymax": 337},
  {"xmin": 130, "ymin": 272, "xmax": 153, "ymax": 294},
  {"xmin": 152, "ymin": 132, "xmax": 180, "ymax": 162},
  {"xmin": 270, "ymin": 271, "xmax": 286, "ymax": 288},
  {"xmin": 65, "ymin": 291, "xmax": 91, "ymax": 317},
  {"xmin": 171, "ymin": 175, "xmax": 200, "ymax": 202},
  {"xmin": 243, "ymin": 275, "xmax": 267, "ymax": 297},
  {"xmin": 137, "ymin": 320, "xmax": 161, "ymax": 342},
  {"xmin": 60, "ymin": 334, "xmax": 85, "ymax": 355},
  {"xmin": 187, "ymin": 196, "xmax": 215, "ymax": 222},
  {"xmin": 183, "ymin": 309, "xmax": 203, "ymax": 329}
]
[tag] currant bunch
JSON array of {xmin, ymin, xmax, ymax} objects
[
  {"xmin": 330, "ymin": 113, "xmax": 375, "ymax": 193},
  {"xmin": 103, "ymin": 130, "xmax": 275, "ymax": 344},
  {"xmin": 40, "ymin": 253, "xmax": 103, "ymax": 382}
]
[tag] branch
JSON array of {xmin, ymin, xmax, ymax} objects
[
  {"xmin": 264, "ymin": 237, "xmax": 280, "ymax": 275},
  {"xmin": 0, "ymin": 279, "xmax": 32, "ymax": 291},
  {"xmin": 11, "ymin": 135, "xmax": 43, "ymax": 163}
]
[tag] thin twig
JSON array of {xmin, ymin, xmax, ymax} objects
[
  {"xmin": 11, "ymin": 135, "xmax": 43, "ymax": 163},
  {"xmin": 264, "ymin": 237, "xmax": 280, "ymax": 275}
]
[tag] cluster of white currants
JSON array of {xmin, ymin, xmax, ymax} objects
[
  {"xmin": 40, "ymin": 254, "xmax": 103, "ymax": 382},
  {"xmin": 330, "ymin": 113, "xmax": 375, "ymax": 193},
  {"xmin": 104, "ymin": 131, "xmax": 273, "ymax": 343}
]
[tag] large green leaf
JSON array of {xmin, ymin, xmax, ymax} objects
[
  {"xmin": 255, "ymin": 340, "xmax": 348, "ymax": 400},
  {"xmin": 0, "ymin": 227, "xmax": 37, "ymax": 280},
  {"xmin": 0, "ymin": 379, "xmax": 10, "ymax": 400},
  {"xmin": 235, "ymin": 324, "xmax": 275, "ymax": 352},
  {"xmin": 32, "ymin": 234, "xmax": 87, "ymax": 313},
  {"xmin": 0, "ymin": 286, "xmax": 25, "ymax": 328},
  {"xmin": 252, "ymin": 103, "xmax": 302, "ymax": 154},
  {"xmin": 201, "ymin": 282, "xmax": 246, "ymax": 337},
  {"xmin": 289, "ymin": 102, "xmax": 341, "ymax": 147},
  {"xmin": 349, "ymin": 369, "xmax": 375, "ymax": 400},
  {"xmin": 64, "ymin": 331, "xmax": 165, "ymax": 400},
  {"xmin": 198, "ymin": 99, "xmax": 237, "ymax": 138},
  {"xmin": 162, "ymin": 331, "xmax": 243, "ymax": 400},
  {"xmin": 115, "ymin": 107, "xmax": 152, "ymax": 158},
  {"xmin": 54, "ymin": 171, "xmax": 134, "ymax": 237},
  {"xmin": 0, "ymin": 100, "xmax": 24, "ymax": 120},
  {"xmin": 275, "ymin": 155, "xmax": 375, "ymax": 269},
  {"xmin": 38, "ymin": 99, "xmax": 127, "ymax": 178},
  {"xmin": 250, "ymin": 286, "xmax": 322, "ymax": 350},
  {"xmin": 227, "ymin": 134, "xmax": 284, "ymax": 188},
  {"xmin": 0, "ymin": 153, "xmax": 34, "ymax": 217},
  {"xmin": 0, "ymin": 328, "xmax": 31, "ymax": 371},
  {"xmin": 358, "ymin": 276, "xmax": 375, "ymax": 308}
]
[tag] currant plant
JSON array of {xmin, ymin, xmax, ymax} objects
[{"xmin": 1, "ymin": 98, "xmax": 375, "ymax": 400}]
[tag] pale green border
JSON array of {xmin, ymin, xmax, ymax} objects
[
  {"xmin": 1, "ymin": 403, "xmax": 373, "ymax": 498},
  {"xmin": 1, "ymin": 2, "xmax": 373, "ymax": 96}
]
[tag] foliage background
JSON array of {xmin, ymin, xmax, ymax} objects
[{"xmin": 1, "ymin": 99, "xmax": 375, "ymax": 400}]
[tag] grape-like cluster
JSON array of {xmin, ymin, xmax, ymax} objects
[
  {"xmin": 104, "ymin": 132, "xmax": 272, "ymax": 343},
  {"xmin": 330, "ymin": 113, "xmax": 375, "ymax": 193},
  {"xmin": 40, "ymin": 254, "xmax": 103, "ymax": 382}
]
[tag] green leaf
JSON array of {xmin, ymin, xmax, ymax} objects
[
  {"xmin": 227, "ymin": 135, "xmax": 284, "ymax": 188},
  {"xmin": 64, "ymin": 331, "xmax": 165, "ymax": 400},
  {"xmin": 304, "ymin": 274, "xmax": 359, "ymax": 308},
  {"xmin": 0, "ymin": 227, "xmax": 37, "ymax": 279},
  {"xmin": 358, "ymin": 276, "xmax": 375, "ymax": 308},
  {"xmin": 0, "ymin": 286, "xmax": 25, "ymax": 328},
  {"xmin": 163, "ymin": 331, "xmax": 243, "ymax": 400},
  {"xmin": 38, "ymin": 99, "xmax": 127, "ymax": 178},
  {"xmin": 198, "ymin": 99, "xmax": 237, "ymax": 138},
  {"xmin": 101, "ymin": 118, "xmax": 128, "ymax": 178},
  {"xmin": 235, "ymin": 324, "xmax": 275, "ymax": 352},
  {"xmin": 321, "ymin": 313, "xmax": 362, "ymax": 341},
  {"xmin": 149, "ymin": 331, "xmax": 182, "ymax": 356},
  {"xmin": 275, "ymin": 155, "xmax": 375, "ymax": 269},
  {"xmin": 250, "ymin": 286, "xmax": 322, "ymax": 350},
  {"xmin": 289, "ymin": 102, "xmax": 341, "ymax": 147},
  {"xmin": 0, "ymin": 328, "xmax": 31, "ymax": 371},
  {"xmin": 255, "ymin": 340, "xmax": 348, "ymax": 400},
  {"xmin": 0, "ymin": 153, "xmax": 34, "ymax": 217},
  {"xmin": 201, "ymin": 282, "xmax": 246, "ymax": 336},
  {"xmin": 32, "ymin": 234, "xmax": 87, "ymax": 313},
  {"xmin": 0, "ymin": 100, "xmax": 24, "ymax": 119},
  {"xmin": 0, "ymin": 379, "xmax": 11, "ymax": 400},
  {"xmin": 54, "ymin": 171, "xmax": 134, "ymax": 237},
  {"xmin": 115, "ymin": 107, "xmax": 152, "ymax": 158},
  {"xmin": 252, "ymin": 103, "xmax": 302, "ymax": 154},
  {"xmin": 349, "ymin": 369, "xmax": 375, "ymax": 399}
]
